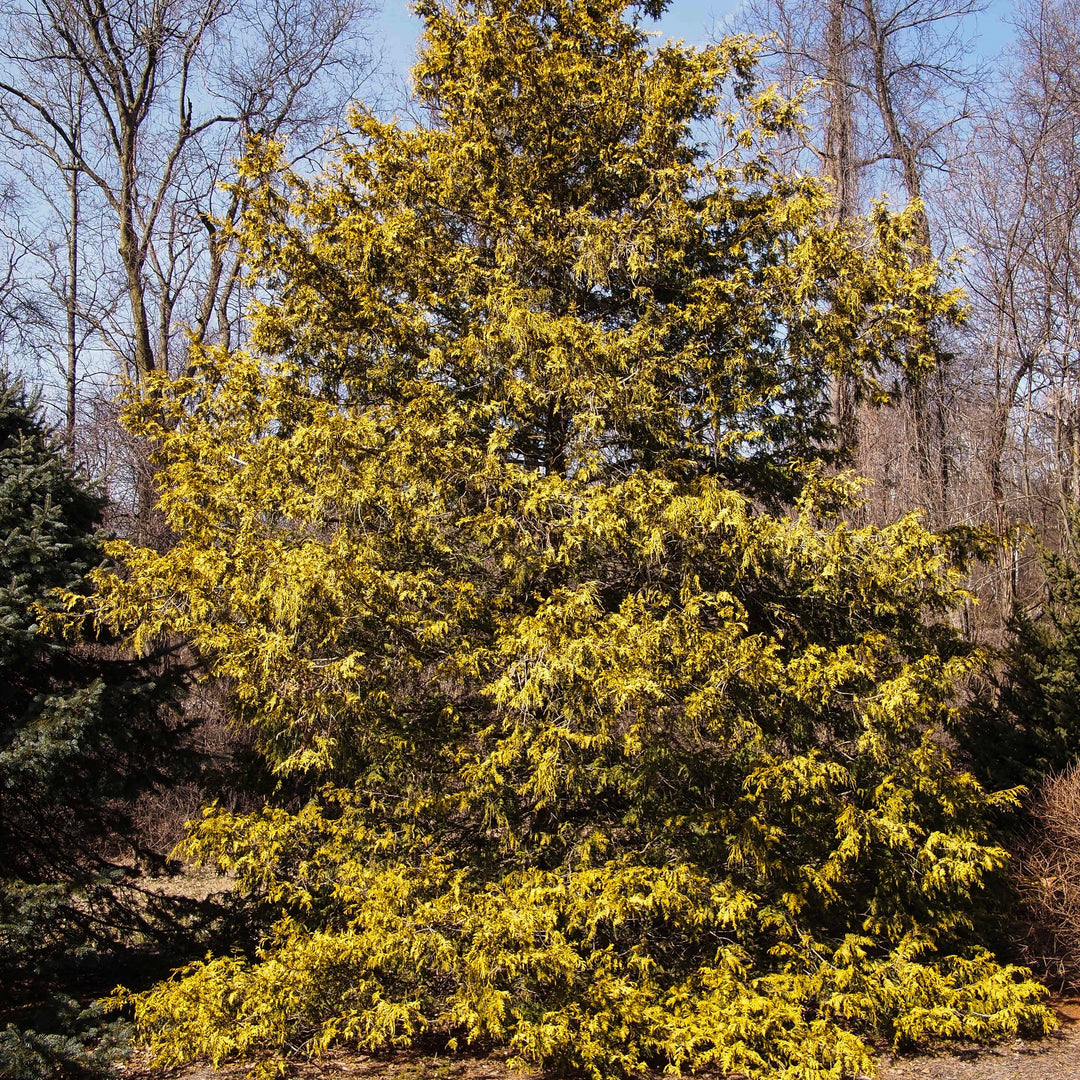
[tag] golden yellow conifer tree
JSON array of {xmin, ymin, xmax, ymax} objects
[{"xmin": 97, "ymin": 1, "xmax": 1050, "ymax": 1075}]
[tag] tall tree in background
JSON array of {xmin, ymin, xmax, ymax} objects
[
  {"xmin": 737, "ymin": 0, "xmax": 982, "ymax": 235},
  {"xmin": 0, "ymin": 0, "xmax": 376, "ymax": 500},
  {"xmin": 822, "ymin": 0, "xmax": 861, "ymax": 452},
  {"xmin": 737, "ymin": 0, "xmax": 983, "ymax": 525},
  {"xmin": 90, "ymin": 2, "xmax": 1049, "ymax": 1076},
  {"xmin": 0, "ymin": 67, "xmax": 103, "ymax": 454},
  {"xmin": 944, "ymin": 0, "xmax": 1080, "ymax": 622}
]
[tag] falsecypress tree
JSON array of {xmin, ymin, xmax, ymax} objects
[{"xmin": 97, "ymin": 2, "xmax": 1049, "ymax": 1076}]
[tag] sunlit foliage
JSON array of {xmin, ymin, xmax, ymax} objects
[{"xmin": 95, "ymin": 0, "xmax": 1049, "ymax": 1075}]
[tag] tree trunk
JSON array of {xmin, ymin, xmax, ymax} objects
[
  {"xmin": 863, "ymin": 0, "xmax": 932, "ymax": 255},
  {"xmin": 65, "ymin": 151, "xmax": 78, "ymax": 453},
  {"xmin": 824, "ymin": 0, "xmax": 860, "ymax": 455},
  {"xmin": 862, "ymin": 0, "xmax": 944, "ymax": 519}
]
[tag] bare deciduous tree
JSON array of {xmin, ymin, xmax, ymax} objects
[
  {"xmin": 735, "ymin": 0, "xmax": 984, "ymax": 525},
  {"xmin": 0, "ymin": 0, "xmax": 376, "ymax": 438},
  {"xmin": 945, "ymin": 0, "xmax": 1080, "ymax": 620}
]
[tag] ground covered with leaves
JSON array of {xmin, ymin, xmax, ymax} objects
[{"xmin": 116, "ymin": 1010, "xmax": 1080, "ymax": 1080}]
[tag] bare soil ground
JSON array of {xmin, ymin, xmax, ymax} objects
[
  {"xmin": 118, "ymin": 1004, "xmax": 1080, "ymax": 1080},
  {"xmin": 877, "ymin": 1009, "xmax": 1080, "ymax": 1080}
]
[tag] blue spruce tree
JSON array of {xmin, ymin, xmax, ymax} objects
[{"xmin": 0, "ymin": 370, "xmax": 183, "ymax": 1077}]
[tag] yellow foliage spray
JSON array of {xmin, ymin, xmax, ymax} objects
[{"xmin": 94, "ymin": 1, "xmax": 1049, "ymax": 1075}]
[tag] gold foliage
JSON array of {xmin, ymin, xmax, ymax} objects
[{"xmin": 94, "ymin": 0, "xmax": 1047, "ymax": 1075}]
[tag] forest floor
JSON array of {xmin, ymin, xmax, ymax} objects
[
  {"xmin": 115, "ymin": 870, "xmax": 1080, "ymax": 1080},
  {"xmin": 119, "ymin": 1002, "xmax": 1080, "ymax": 1080},
  {"xmin": 876, "ymin": 1003, "xmax": 1080, "ymax": 1080}
]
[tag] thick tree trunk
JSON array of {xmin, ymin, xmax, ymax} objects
[
  {"xmin": 862, "ymin": 0, "xmax": 944, "ymax": 519},
  {"xmin": 823, "ymin": 0, "xmax": 856, "ymax": 222}
]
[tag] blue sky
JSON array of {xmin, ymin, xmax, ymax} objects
[
  {"xmin": 372, "ymin": 1, "xmax": 744, "ymax": 82},
  {"xmin": 372, "ymin": 0, "xmax": 1019, "ymax": 93}
]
